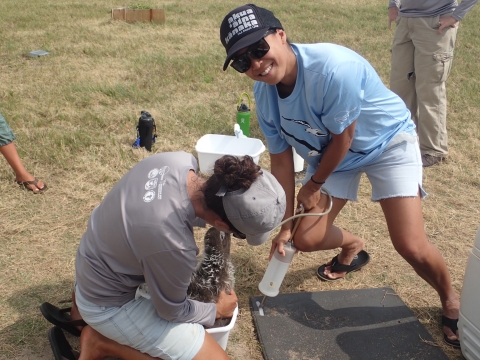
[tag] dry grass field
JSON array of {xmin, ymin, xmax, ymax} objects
[{"xmin": 0, "ymin": 0, "xmax": 479, "ymax": 359}]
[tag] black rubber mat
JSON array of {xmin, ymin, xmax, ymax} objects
[{"xmin": 250, "ymin": 287, "xmax": 448, "ymax": 360}]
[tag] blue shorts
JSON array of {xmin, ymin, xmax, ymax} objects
[
  {"xmin": 75, "ymin": 286, "xmax": 205, "ymax": 360},
  {"xmin": 0, "ymin": 112, "xmax": 16, "ymax": 147},
  {"xmin": 305, "ymin": 132, "xmax": 427, "ymax": 201}
]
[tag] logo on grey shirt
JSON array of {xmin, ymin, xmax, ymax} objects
[
  {"xmin": 143, "ymin": 190, "xmax": 156, "ymax": 202},
  {"xmin": 145, "ymin": 178, "xmax": 158, "ymax": 190},
  {"xmin": 143, "ymin": 166, "xmax": 170, "ymax": 202}
]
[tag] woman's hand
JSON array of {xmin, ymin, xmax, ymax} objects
[
  {"xmin": 269, "ymin": 228, "xmax": 292, "ymax": 260},
  {"xmin": 297, "ymin": 120, "xmax": 356, "ymax": 210},
  {"xmin": 215, "ymin": 289, "xmax": 238, "ymax": 319},
  {"xmin": 297, "ymin": 180, "xmax": 322, "ymax": 211}
]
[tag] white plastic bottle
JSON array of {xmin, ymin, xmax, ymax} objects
[
  {"xmin": 258, "ymin": 242, "xmax": 296, "ymax": 297},
  {"xmin": 234, "ymin": 123, "xmax": 247, "ymax": 138}
]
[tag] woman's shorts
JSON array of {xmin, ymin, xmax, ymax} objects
[
  {"xmin": 307, "ymin": 132, "xmax": 427, "ymax": 201},
  {"xmin": 0, "ymin": 112, "xmax": 16, "ymax": 147},
  {"xmin": 75, "ymin": 285, "xmax": 205, "ymax": 360}
]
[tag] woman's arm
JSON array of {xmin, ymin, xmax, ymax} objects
[
  {"xmin": 297, "ymin": 120, "xmax": 356, "ymax": 210},
  {"xmin": 269, "ymin": 147, "xmax": 296, "ymax": 257}
]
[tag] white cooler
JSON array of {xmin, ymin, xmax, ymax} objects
[
  {"xmin": 205, "ymin": 305, "xmax": 238, "ymax": 350},
  {"xmin": 459, "ymin": 226, "xmax": 480, "ymax": 359},
  {"xmin": 195, "ymin": 134, "xmax": 265, "ymax": 174}
]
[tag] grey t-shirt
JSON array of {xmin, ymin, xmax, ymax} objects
[
  {"xmin": 388, "ymin": 0, "xmax": 478, "ymax": 21},
  {"xmin": 75, "ymin": 151, "xmax": 215, "ymax": 326}
]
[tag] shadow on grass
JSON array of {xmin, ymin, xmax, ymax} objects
[{"xmin": 0, "ymin": 279, "xmax": 74, "ymax": 354}]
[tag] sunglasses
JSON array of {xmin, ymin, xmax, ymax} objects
[{"xmin": 230, "ymin": 30, "xmax": 276, "ymax": 73}]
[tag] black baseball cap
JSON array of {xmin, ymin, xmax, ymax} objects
[{"xmin": 220, "ymin": 4, "xmax": 283, "ymax": 71}]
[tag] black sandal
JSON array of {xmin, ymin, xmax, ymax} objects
[
  {"xmin": 442, "ymin": 315, "xmax": 460, "ymax": 348},
  {"xmin": 317, "ymin": 250, "xmax": 370, "ymax": 281},
  {"xmin": 48, "ymin": 326, "xmax": 80, "ymax": 360},
  {"xmin": 40, "ymin": 302, "xmax": 86, "ymax": 337}
]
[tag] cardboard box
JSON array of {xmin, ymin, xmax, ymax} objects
[{"xmin": 111, "ymin": 8, "xmax": 165, "ymax": 23}]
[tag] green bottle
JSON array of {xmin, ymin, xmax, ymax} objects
[{"xmin": 236, "ymin": 92, "xmax": 251, "ymax": 137}]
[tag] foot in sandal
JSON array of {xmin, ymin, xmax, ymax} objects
[{"xmin": 16, "ymin": 176, "xmax": 47, "ymax": 193}]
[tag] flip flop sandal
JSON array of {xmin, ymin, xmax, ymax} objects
[
  {"xmin": 40, "ymin": 302, "xmax": 86, "ymax": 337},
  {"xmin": 16, "ymin": 178, "xmax": 48, "ymax": 193},
  {"xmin": 442, "ymin": 315, "xmax": 460, "ymax": 348},
  {"xmin": 317, "ymin": 250, "xmax": 371, "ymax": 282},
  {"xmin": 48, "ymin": 326, "xmax": 80, "ymax": 360}
]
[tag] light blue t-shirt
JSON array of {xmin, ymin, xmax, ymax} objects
[{"xmin": 254, "ymin": 43, "xmax": 415, "ymax": 172}]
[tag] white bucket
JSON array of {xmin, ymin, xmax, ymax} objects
[
  {"xmin": 292, "ymin": 148, "xmax": 305, "ymax": 173},
  {"xmin": 206, "ymin": 305, "xmax": 239, "ymax": 350},
  {"xmin": 195, "ymin": 134, "xmax": 266, "ymax": 174},
  {"xmin": 459, "ymin": 226, "xmax": 480, "ymax": 359}
]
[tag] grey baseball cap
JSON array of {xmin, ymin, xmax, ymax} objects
[{"xmin": 222, "ymin": 170, "xmax": 286, "ymax": 246}]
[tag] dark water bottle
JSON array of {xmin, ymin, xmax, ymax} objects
[{"xmin": 137, "ymin": 111, "xmax": 155, "ymax": 151}]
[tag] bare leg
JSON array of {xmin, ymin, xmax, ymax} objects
[
  {"xmin": 79, "ymin": 326, "xmax": 157, "ymax": 360},
  {"xmin": 294, "ymin": 195, "xmax": 365, "ymax": 279},
  {"xmin": 70, "ymin": 291, "xmax": 86, "ymax": 333},
  {"xmin": 0, "ymin": 142, "xmax": 46, "ymax": 192},
  {"xmin": 193, "ymin": 333, "xmax": 229, "ymax": 360},
  {"xmin": 380, "ymin": 193, "xmax": 460, "ymax": 342},
  {"xmin": 79, "ymin": 325, "xmax": 229, "ymax": 360}
]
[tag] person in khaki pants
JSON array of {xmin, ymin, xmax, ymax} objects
[{"xmin": 388, "ymin": 0, "xmax": 478, "ymax": 167}]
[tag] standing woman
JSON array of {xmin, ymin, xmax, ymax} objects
[{"xmin": 219, "ymin": 4, "xmax": 460, "ymax": 347}]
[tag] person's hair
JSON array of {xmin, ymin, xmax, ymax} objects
[{"xmin": 203, "ymin": 155, "xmax": 262, "ymax": 231}]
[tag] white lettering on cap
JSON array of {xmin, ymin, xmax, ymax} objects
[{"xmin": 225, "ymin": 9, "xmax": 259, "ymax": 45}]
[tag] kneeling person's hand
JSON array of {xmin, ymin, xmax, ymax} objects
[{"xmin": 215, "ymin": 289, "xmax": 238, "ymax": 319}]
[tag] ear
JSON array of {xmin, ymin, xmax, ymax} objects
[
  {"xmin": 213, "ymin": 220, "xmax": 231, "ymax": 233},
  {"xmin": 277, "ymin": 29, "xmax": 287, "ymax": 45}
]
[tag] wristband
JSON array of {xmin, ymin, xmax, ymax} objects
[{"xmin": 310, "ymin": 176, "xmax": 325, "ymax": 185}]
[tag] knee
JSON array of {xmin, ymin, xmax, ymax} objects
[
  {"xmin": 393, "ymin": 240, "xmax": 428, "ymax": 264},
  {"xmin": 292, "ymin": 229, "xmax": 327, "ymax": 252}
]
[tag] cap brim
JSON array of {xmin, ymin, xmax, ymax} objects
[
  {"xmin": 222, "ymin": 28, "xmax": 268, "ymax": 71},
  {"xmin": 246, "ymin": 231, "xmax": 271, "ymax": 246}
]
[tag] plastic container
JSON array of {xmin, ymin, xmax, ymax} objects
[
  {"xmin": 459, "ymin": 226, "xmax": 480, "ymax": 359},
  {"xmin": 195, "ymin": 134, "xmax": 266, "ymax": 174},
  {"xmin": 292, "ymin": 148, "xmax": 305, "ymax": 173},
  {"xmin": 258, "ymin": 242, "xmax": 297, "ymax": 297},
  {"xmin": 206, "ymin": 304, "xmax": 239, "ymax": 350}
]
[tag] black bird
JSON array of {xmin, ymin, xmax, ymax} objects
[{"xmin": 188, "ymin": 227, "xmax": 235, "ymax": 327}]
